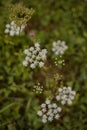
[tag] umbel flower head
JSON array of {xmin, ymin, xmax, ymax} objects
[
  {"xmin": 9, "ymin": 3, "xmax": 35, "ymax": 26},
  {"xmin": 4, "ymin": 21, "xmax": 25, "ymax": 36},
  {"xmin": 22, "ymin": 43, "xmax": 47, "ymax": 69},
  {"xmin": 56, "ymin": 86, "xmax": 76, "ymax": 105},
  {"xmin": 52, "ymin": 40, "xmax": 68, "ymax": 55},
  {"xmin": 37, "ymin": 99, "xmax": 62, "ymax": 123}
]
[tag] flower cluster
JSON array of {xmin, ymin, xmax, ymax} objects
[
  {"xmin": 22, "ymin": 43, "xmax": 47, "ymax": 69},
  {"xmin": 52, "ymin": 40, "xmax": 68, "ymax": 55},
  {"xmin": 4, "ymin": 21, "xmax": 25, "ymax": 36},
  {"xmin": 33, "ymin": 83, "xmax": 43, "ymax": 94},
  {"xmin": 37, "ymin": 99, "xmax": 62, "ymax": 123},
  {"xmin": 56, "ymin": 87, "xmax": 76, "ymax": 105}
]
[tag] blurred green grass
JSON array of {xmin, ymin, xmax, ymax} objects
[{"xmin": 0, "ymin": 0, "xmax": 87, "ymax": 130}]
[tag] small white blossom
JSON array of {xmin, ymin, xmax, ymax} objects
[
  {"xmin": 23, "ymin": 43, "xmax": 47, "ymax": 69},
  {"xmin": 4, "ymin": 21, "xmax": 25, "ymax": 36},
  {"xmin": 9, "ymin": 30, "xmax": 15, "ymax": 36},
  {"xmin": 39, "ymin": 62, "xmax": 44, "ymax": 68},
  {"xmin": 29, "ymin": 47, "xmax": 34, "ymax": 51},
  {"xmin": 4, "ymin": 29, "xmax": 9, "ymax": 33},
  {"xmin": 6, "ymin": 24, "xmax": 10, "ymax": 28},
  {"xmin": 35, "ymin": 43, "xmax": 40, "ymax": 48},
  {"xmin": 37, "ymin": 99, "xmax": 62, "ymax": 123},
  {"xmin": 52, "ymin": 40, "xmax": 68, "ymax": 55},
  {"xmin": 41, "ymin": 103, "xmax": 46, "ymax": 108},
  {"xmin": 42, "ymin": 108, "xmax": 47, "ymax": 113},
  {"xmin": 42, "ymin": 118, "xmax": 47, "ymax": 123},
  {"xmin": 48, "ymin": 116, "xmax": 53, "ymax": 121},
  {"xmin": 52, "ymin": 103, "xmax": 57, "ymax": 108},
  {"xmin": 57, "ymin": 107, "xmax": 62, "ymax": 112},
  {"xmin": 56, "ymin": 86, "xmax": 76, "ymax": 105},
  {"xmin": 61, "ymin": 100, "xmax": 66, "ymax": 105},
  {"xmin": 56, "ymin": 95, "xmax": 61, "ymax": 101},
  {"xmin": 37, "ymin": 111, "xmax": 43, "ymax": 116},
  {"xmin": 43, "ymin": 114, "xmax": 47, "ymax": 119},
  {"xmin": 45, "ymin": 99, "xmax": 50, "ymax": 104},
  {"xmin": 30, "ymin": 63, "xmax": 36, "ymax": 69},
  {"xmin": 22, "ymin": 60, "xmax": 28, "ymax": 67},
  {"xmin": 55, "ymin": 114, "xmax": 60, "ymax": 119}
]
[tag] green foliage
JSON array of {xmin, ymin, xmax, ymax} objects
[{"xmin": 0, "ymin": 0, "xmax": 87, "ymax": 130}]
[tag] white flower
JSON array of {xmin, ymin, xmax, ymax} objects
[
  {"xmin": 29, "ymin": 47, "xmax": 34, "ymax": 51},
  {"xmin": 37, "ymin": 99, "xmax": 62, "ymax": 123},
  {"xmin": 57, "ymin": 107, "xmax": 62, "ymax": 112},
  {"xmin": 30, "ymin": 63, "xmax": 36, "ymax": 69},
  {"xmin": 47, "ymin": 109, "xmax": 52, "ymax": 116},
  {"xmin": 4, "ymin": 21, "xmax": 25, "ymax": 36},
  {"xmin": 67, "ymin": 99, "xmax": 72, "ymax": 105},
  {"xmin": 48, "ymin": 104, "xmax": 52, "ymax": 109},
  {"xmin": 42, "ymin": 108, "xmax": 46, "ymax": 113},
  {"xmin": 4, "ymin": 29, "xmax": 9, "ymax": 33},
  {"xmin": 9, "ymin": 30, "xmax": 15, "ymax": 36},
  {"xmin": 52, "ymin": 40, "xmax": 68, "ymax": 55},
  {"xmin": 56, "ymin": 86, "xmax": 76, "ymax": 105},
  {"xmin": 17, "ymin": 27, "xmax": 20, "ymax": 31},
  {"xmin": 58, "ymin": 88, "xmax": 63, "ymax": 92},
  {"xmin": 37, "ymin": 111, "xmax": 42, "ymax": 116},
  {"xmin": 70, "ymin": 95, "xmax": 74, "ymax": 100},
  {"xmin": 45, "ymin": 99, "xmax": 50, "ymax": 104},
  {"xmin": 34, "ymin": 61, "xmax": 38, "ymax": 65},
  {"xmin": 61, "ymin": 100, "xmax": 66, "ymax": 105},
  {"xmin": 42, "ymin": 118, "xmax": 47, "ymax": 123},
  {"xmin": 32, "ymin": 54, "xmax": 35, "ymax": 59},
  {"xmin": 23, "ymin": 44, "xmax": 47, "ymax": 69},
  {"xmin": 33, "ymin": 50, "xmax": 37, "ymax": 55},
  {"xmin": 56, "ymin": 95, "xmax": 61, "ymax": 101},
  {"xmin": 11, "ymin": 21, "xmax": 15, "ymax": 25},
  {"xmin": 53, "ymin": 109, "xmax": 58, "ymax": 114},
  {"xmin": 23, "ymin": 49, "xmax": 29, "ymax": 55},
  {"xmin": 25, "ymin": 56, "xmax": 30, "ymax": 61},
  {"xmin": 43, "ymin": 114, "xmax": 47, "ymax": 119},
  {"xmin": 39, "ymin": 62, "xmax": 44, "ymax": 68},
  {"xmin": 28, "ymin": 58, "xmax": 33, "ymax": 63},
  {"xmin": 22, "ymin": 60, "xmax": 28, "ymax": 67},
  {"xmin": 15, "ymin": 31, "xmax": 20, "ymax": 35},
  {"xmin": 41, "ymin": 103, "xmax": 46, "ymax": 108},
  {"xmin": 54, "ymin": 114, "xmax": 60, "ymax": 119},
  {"xmin": 48, "ymin": 116, "xmax": 53, "ymax": 121},
  {"xmin": 6, "ymin": 24, "xmax": 10, "ymax": 28},
  {"xmin": 35, "ymin": 43, "xmax": 40, "ymax": 48},
  {"xmin": 52, "ymin": 103, "xmax": 57, "ymax": 108},
  {"xmin": 71, "ymin": 91, "xmax": 76, "ymax": 95}
]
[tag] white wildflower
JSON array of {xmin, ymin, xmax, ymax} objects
[
  {"xmin": 45, "ymin": 99, "xmax": 50, "ymax": 104},
  {"xmin": 4, "ymin": 21, "xmax": 25, "ymax": 36},
  {"xmin": 22, "ymin": 60, "xmax": 28, "ymax": 67},
  {"xmin": 41, "ymin": 103, "xmax": 46, "ymax": 108},
  {"xmin": 37, "ymin": 99, "xmax": 62, "ymax": 123},
  {"xmin": 48, "ymin": 116, "xmax": 53, "ymax": 121},
  {"xmin": 23, "ymin": 43, "xmax": 47, "ymax": 69},
  {"xmin": 4, "ymin": 29, "xmax": 9, "ymax": 34},
  {"xmin": 30, "ymin": 63, "xmax": 36, "ymax": 69},
  {"xmin": 56, "ymin": 86, "xmax": 76, "ymax": 105},
  {"xmin": 54, "ymin": 114, "xmax": 60, "ymax": 119},
  {"xmin": 39, "ymin": 62, "xmax": 44, "ymax": 68},
  {"xmin": 37, "ymin": 111, "xmax": 43, "ymax": 116},
  {"xmin": 52, "ymin": 40, "xmax": 68, "ymax": 55},
  {"xmin": 42, "ymin": 118, "xmax": 47, "ymax": 123}
]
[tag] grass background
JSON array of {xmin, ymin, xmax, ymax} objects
[{"xmin": 0, "ymin": 0, "xmax": 87, "ymax": 130}]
